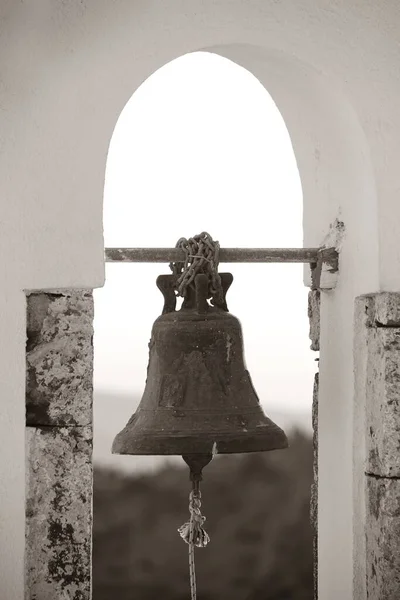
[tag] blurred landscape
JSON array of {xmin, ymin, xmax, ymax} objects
[{"xmin": 93, "ymin": 424, "xmax": 314, "ymax": 599}]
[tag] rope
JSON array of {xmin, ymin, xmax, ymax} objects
[
  {"xmin": 170, "ymin": 232, "xmax": 224, "ymax": 306},
  {"xmin": 189, "ymin": 510, "xmax": 197, "ymax": 600},
  {"xmin": 178, "ymin": 486, "xmax": 209, "ymax": 600}
]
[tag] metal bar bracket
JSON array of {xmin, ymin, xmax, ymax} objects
[{"xmin": 104, "ymin": 246, "xmax": 339, "ymax": 290}]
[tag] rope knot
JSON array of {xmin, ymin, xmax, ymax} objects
[
  {"xmin": 178, "ymin": 490, "xmax": 210, "ymax": 548},
  {"xmin": 179, "ymin": 456, "xmax": 213, "ymax": 600}
]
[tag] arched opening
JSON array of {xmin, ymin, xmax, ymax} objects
[
  {"xmin": 93, "ymin": 51, "xmax": 315, "ymax": 598},
  {"xmin": 94, "ymin": 51, "xmax": 314, "ymax": 471}
]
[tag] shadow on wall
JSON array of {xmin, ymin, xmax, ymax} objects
[{"xmin": 93, "ymin": 429, "xmax": 313, "ymax": 600}]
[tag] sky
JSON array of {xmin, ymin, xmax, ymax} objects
[{"xmin": 93, "ymin": 51, "xmax": 317, "ymax": 468}]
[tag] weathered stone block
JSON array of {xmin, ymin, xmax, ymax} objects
[
  {"xmin": 313, "ymin": 533, "xmax": 318, "ymax": 600},
  {"xmin": 26, "ymin": 425, "xmax": 92, "ymax": 600},
  {"xmin": 366, "ymin": 293, "xmax": 400, "ymax": 327},
  {"xmin": 312, "ymin": 373, "xmax": 319, "ymax": 453},
  {"xmin": 311, "ymin": 372, "xmax": 318, "ymax": 600},
  {"xmin": 312, "ymin": 372, "xmax": 319, "ymax": 494},
  {"xmin": 366, "ymin": 475, "xmax": 400, "ymax": 600},
  {"xmin": 26, "ymin": 291, "xmax": 94, "ymax": 426},
  {"xmin": 308, "ymin": 290, "xmax": 320, "ymax": 351},
  {"xmin": 366, "ymin": 328, "xmax": 400, "ymax": 478},
  {"xmin": 310, "ymin": 481, "xmax": 317, "ymax": 531}
]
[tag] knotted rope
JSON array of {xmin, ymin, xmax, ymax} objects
[
  {"xmin": 170, "ymin": 231, "xmax": 224, "ymax": 306},
  {"xmin": 178, "ymin": 485, "xmax": 209, "ymax": 600}
]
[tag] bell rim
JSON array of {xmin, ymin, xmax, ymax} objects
[{"xmin": 112, "ymin": 428, "xmax": 289, "ymax": 456}]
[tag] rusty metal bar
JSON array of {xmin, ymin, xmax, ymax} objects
[{"xmin": 105, "ymin": 247, "xmax": 338, "ymax": 264}]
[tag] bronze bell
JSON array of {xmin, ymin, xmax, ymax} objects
[{"xmin": 112, "ymin": 272, "xmax": 288, "ymax": 457}]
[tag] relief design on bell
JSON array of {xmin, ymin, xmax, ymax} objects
[
  {"xmin": 158, "ymin": 347, "xmax": 232, "ymax": 409},
  {"xmin": 159, "ymin": 372, "xmax": 187, "ymax": 408}
]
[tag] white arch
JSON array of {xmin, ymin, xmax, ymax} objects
[{"xmin": 2, "ymin": 3, "xmax": 400, "ymax": 599}]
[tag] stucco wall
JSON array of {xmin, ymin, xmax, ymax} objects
[{"xmin": 1, "ymin": 1, "xmax": 400, "ymax": 598}]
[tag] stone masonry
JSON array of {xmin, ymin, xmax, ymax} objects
[
  {"xmin": 355, "ymin": 293, "xmax": 400, "ymax": 600},
  {"xmin": 25, "ymin": 291, "xmax": 94, "ymax": 600},
  {"xmin": 308, "ymin": 289, "xmax": 320, "ymax": 599}
]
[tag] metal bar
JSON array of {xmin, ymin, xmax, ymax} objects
[{"xmin": 105, "ymin": 247, "xmax": 336, "ymax": 264}]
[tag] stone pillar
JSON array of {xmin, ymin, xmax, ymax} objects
[
  {"xmin": 308, "ymin": 289, "xmax": 320, "ymax": 599},
  {"xmin": 355, "ymin": 293, "xmax": 400, "ymax": 600},
  {"xmin": 25, "ymin": 291, "xmax": 94, "ymax": 600}
]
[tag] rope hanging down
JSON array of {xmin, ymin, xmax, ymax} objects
[
  {"xmin": 170, "ymin": 232, "xmax": 224, "ymax": 306},
  {"xmin": 178, "ymin": 484, "xmax": 209, "ymax": 600}
]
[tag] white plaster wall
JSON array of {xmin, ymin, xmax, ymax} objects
[{"xmin": 1, "ymin": 1, "xmax": 400, "ymax": 598}]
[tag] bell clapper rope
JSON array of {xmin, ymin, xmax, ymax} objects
[{"xmin": 179, "ymin": 454, "xmax": 213, "ymax": 600}]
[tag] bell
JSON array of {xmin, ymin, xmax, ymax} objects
[{"xmin": 112, "ymin": 272, "xmax": 288, "ymax": 457}]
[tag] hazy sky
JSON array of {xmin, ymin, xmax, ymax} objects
[{"xmin": 93, "ymin": 52, "xmax": 316, "ymax": 434}]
